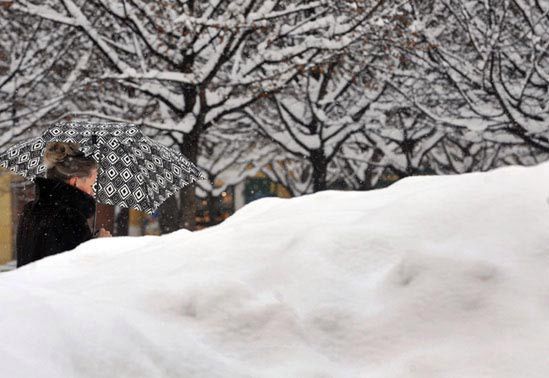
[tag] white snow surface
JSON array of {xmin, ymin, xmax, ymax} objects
[{"xmin": 2, "ymin": 163, "xmax": 549, "ymax": 377}]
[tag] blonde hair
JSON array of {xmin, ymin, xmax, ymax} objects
[{"xmin": 43, "ymin": 142, "xmax": 97, "ymax": 182}]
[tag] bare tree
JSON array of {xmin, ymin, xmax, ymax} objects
[
  {"xmin": 13, "ymin": 0, "xmax": 381, "ymax": 229},
  {"xmin": 244, "ymin": 55, "xmax": 389, "ymax": 192},
  {"xmin": 0, "ymin": 5, "xmax": 89, "ymax": 149},
  {"xmin": 398, "ymin": 0, "xmax": 549, "ymax": 154}
]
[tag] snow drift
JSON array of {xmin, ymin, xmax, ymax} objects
[{"xmin": 1, "ymin": 163, "xmax": 549, "ymax": 377}]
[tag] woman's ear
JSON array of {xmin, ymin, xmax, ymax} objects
[{"xmin": 68, "ymin": 177, "xmax": 78, "ymax": 187}]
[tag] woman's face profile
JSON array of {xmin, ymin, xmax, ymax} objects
[{"xmin": 69, "ymin": 168, "xmax": 98, "ymax": 196}]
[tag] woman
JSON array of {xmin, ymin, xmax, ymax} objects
[{"xmin": 16, "ymin": 142, "xmax": 111, "ymax": 267}]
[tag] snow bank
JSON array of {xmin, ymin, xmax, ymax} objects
[{"xmin": 1, "ymin": 163, "xmax": 549, "ymax": 377}]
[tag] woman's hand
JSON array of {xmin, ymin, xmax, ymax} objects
[{"xmin": 96, "ymin": 228, "xmax": 112, "ymax": 238}]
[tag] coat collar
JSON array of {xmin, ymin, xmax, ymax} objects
[{"xmin": 34, "ymin": 177, "xmax": 96, "ymax": 218}]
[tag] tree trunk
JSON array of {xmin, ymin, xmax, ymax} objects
[
  {"xmin": 158, "ymin": 124, "xmax": 201, "ymax": 233},
  {"xmin": 178, "ymin": 185, "xmax": 196, "ymax": 230},
  {"xmin": 177, "ymin": 127, "xmax": 201, "ymax": 230},
  {"xmin": 310, "ymin": 149, "xmax": 328, "ymax": 192},
  {"xmin": 158, "ymin": 195, "xmax": 180, "ymax": 234},
  {"xmin": 206, "ymin": 192, "xmax": 220, "ymax": 227}
]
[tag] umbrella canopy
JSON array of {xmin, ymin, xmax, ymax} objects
[{"xmin": 0, "ymin": 121, "xmax": 205, "ymax": 214}]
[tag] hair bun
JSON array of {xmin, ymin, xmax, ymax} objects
[{"xmin": 43, "ymin": 142, "xmax": 82, "ymax": 168}]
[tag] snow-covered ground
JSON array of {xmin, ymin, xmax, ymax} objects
[{"xmin": 1, "ymin": 163, "xmax": 549, "ymax": 377}]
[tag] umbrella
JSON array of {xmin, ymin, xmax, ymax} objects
[{"xmin": 0, "ymin": 121, "xmax": 205, "ymax": 227}]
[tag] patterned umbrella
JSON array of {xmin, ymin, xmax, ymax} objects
[{"xmin": 0, "ymin": 121, "xmax": 205, "ymax": 215}]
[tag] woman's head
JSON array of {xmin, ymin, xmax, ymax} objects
[{"xmin": 44, "ymin": 142, "xmax": 98, "ymax": 196}]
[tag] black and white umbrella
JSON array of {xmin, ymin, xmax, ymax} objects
[{"xmin": 0, "ymin": 121, "xmax": 205, "ymax": 216}]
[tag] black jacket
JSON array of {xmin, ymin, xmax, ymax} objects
[{"xmin": 16, "ymin": 177, "xmax": 96, "ymax": 267}]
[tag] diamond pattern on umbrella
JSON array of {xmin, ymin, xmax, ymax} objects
[
  {"xmin": 31, "ymin": 141, "xmax": 44, "ymax": 151},
  {"xmin": 134, "ymin": 188, "xmax": 146, "ymax": 202},
  {"xmin": 106, "ymin": 167, "xmax": 118, "ymax": 180},
  {"xmin": 119, "ymin": 184, "xmax": 131, "ymax": 199},
  {"xmin": 0, "ymin": 121, "xmax": 205, "ymax": 214},
  {"xmin": 28, "ymin": 157, "xmax": 40, "ymax": 169},
  {"xmin": 104, "ymin": 183, "xmax": 117, "ymax": 196},
  {"xmin": 120, "ymin": 168, "xmax": 132, "ymax": 181}
]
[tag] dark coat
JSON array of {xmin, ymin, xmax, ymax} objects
[{"xmin": 16, "ymin": 177, "xmax": 96, "ymax": 267}]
